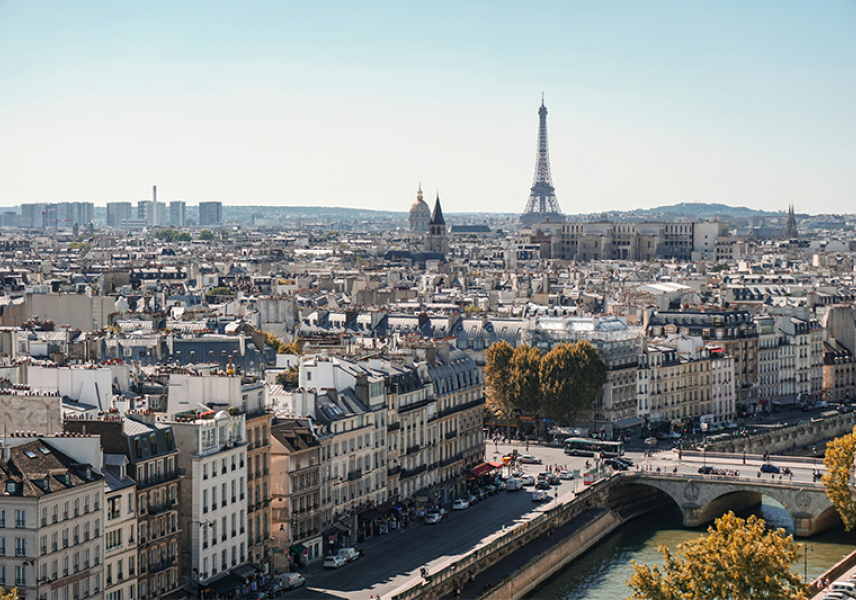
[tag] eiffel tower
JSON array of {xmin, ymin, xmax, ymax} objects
[{"xmin": 519, "ymin": 95, "xmax": 566, "ymax": 227}]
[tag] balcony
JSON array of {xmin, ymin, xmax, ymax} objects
[
  {"xmin": 406, "ymin": 445, "xmax": 421, "ymax": 456},
  {"xmin": 444, "ymin": 430, "xmax": 458, "ymax": 441},
  {"xmin": 387, "ymin": 465, "xmax": 402, "ymax": 477},
  {"xmin": 347, "ymin": 469, "xmax": 362, "ymax": 481},
  {"xmin": 386, "ymin": 422, "xmax": 400, "ymax": 432},
  {"xmin": 138, "ymin": 471, "xmax": 179, "ymax": 491}
]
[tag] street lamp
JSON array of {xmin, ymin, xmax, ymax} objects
[
  {"xmin": 804, "ymin": 544, "xmax": 813, "ymax": 582},
  {"xmin": 813, "ymin": 445, "xmax": 817, "ymax": 468}
]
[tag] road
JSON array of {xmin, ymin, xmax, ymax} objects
[{"xmin": 276, "ymin": 440, "xmax": 825, "ymax": 600}]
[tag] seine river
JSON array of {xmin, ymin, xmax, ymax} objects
[{"xmin": 528, "ymin": 499, "xmax": 854, "ymax": 600}]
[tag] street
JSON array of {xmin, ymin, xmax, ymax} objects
[{"xmin": 278, "ymin": 439, "xmax": 826, "ymax": 600}]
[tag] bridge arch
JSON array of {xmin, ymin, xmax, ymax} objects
[{"xmin": 609, "ymin": 473, "xmax": 838, "ymax": 537}]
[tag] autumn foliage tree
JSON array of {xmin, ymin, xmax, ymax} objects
[
  {"xmin": 509, "ymin": 345, "xmax": 543, "ymax": 436},
  {"xmin": 485, "ymin": 341, "xmax": 515, "ymax": 437},
  {"xmin": 822, "ymin": 427, "xmax": 856, "ymax": 531},
  {"xmin": 540, "ymin": 341, "xmax": 607, "ymax": 427},
  {"xmin": 627, "ymin": 511, "xmax": 808, "ymax": 600}
]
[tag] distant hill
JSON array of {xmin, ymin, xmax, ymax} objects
[{"xmin": 591, "ymin": 202, "xmax": 781, "ymax": 219}]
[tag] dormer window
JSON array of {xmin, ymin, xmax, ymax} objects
[{"xmin": 5, "ymin": 482, "xmax": 16, "ymax": 494}]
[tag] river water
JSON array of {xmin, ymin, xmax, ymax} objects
[{"xmin": 529, "ymin": 499, "xmax": 855, "ymax": 600}]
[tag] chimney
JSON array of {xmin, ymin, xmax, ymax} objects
[{"xmin": 153, "ymin": 185, "xmax": 157, "ymax": 203}]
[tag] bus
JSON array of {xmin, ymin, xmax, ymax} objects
[{"xmin": 563, "ymin": 437, "xmax": 624, "ymax": 458}]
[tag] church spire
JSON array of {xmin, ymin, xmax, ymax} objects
[{"xmin": 430, "ymin": 192, "xmax": 445, "ymax": 226}]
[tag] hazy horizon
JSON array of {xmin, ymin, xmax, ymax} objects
[{"xmin": 2, "ymin": 2, "xmax": 854, "ymax": 214}]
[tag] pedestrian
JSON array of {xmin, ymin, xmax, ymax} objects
[{"xmin": 789, "ymin": 472, "xmax": 793, "ymax": 482}]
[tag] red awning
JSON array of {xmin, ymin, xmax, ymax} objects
[
  {"xmin": 487, "ymin": 461, "xmax": 503, "ymax": 469},
  {"xmin": 469, "ymin": 463, "xmax": 494, "ymax": 478}
]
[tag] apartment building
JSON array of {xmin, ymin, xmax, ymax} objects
[
  {"xmin": 167, "ymin": 372, "xmax": 272, "ymax": 576},
  {"xmin": 65, "ymin": 412, "xmax": 181, "ymax": 600},
  {"xmin": 102, "ymin": 456, "xmax": 138, "ymax": 600},
  {"xmin": 171, "ymin": 408, "xmax": 248, "ymax": 598},
  {"xmin": 270, "ymin": 420, "xmax": 321, "ymax": 570},
  {"xmin": 0, "ymin": 436, "xmax": 105, "ymax": 600}
]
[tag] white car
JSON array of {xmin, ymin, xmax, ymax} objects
[
  {"xmin": 531, "ymin": 490, "xmax": 550, "ymax": 502},
  {"xmin": 452, "ymin": 498, "xmax": 470, "ymax": 510},
  {"xmin": 520, "ymin": 475, "xmax": 536, "ymax": 486},
  {"xmin": 338, "ymin": 547, "xmax": 360, "ymax": 562},
  {"xmin": 324, "ymin": 555, "xmax": 346, "ymax": 568},
  {"xmin": 425, "ymin": 512, "xmax": 444, "ymax": 524},
  {"xmin": 519, "ymin": 455, "xmax": 542, "ymax": 464},
  {"xmin": 558, "ymin": 470, "xmax": 573, "ymax": 480}
]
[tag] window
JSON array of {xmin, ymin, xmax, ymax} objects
[
  {"xmin": 14, "ymin": 565, "xmax": 24, "ymax": 586},
  {"xmin": 0, "ymin": 538, "xmax": 5, "ymax": 556},
  {"xmin": 15, "ymin": 537, "xmax": 25, "ymax": 557},
  {"xmin": 108, "ymin": 497, "xmax": 121, "ymax": 520},
  {"xmin": 106, "ymin": 529, "xmax": 122, "ymax": 551}
]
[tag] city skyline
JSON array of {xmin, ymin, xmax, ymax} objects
[{"xmin": 1, "ymin": 2, "xmax": 854, "ymax": 214}]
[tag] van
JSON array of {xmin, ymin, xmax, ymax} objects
[
  {"xmin": 506, "ymin": 478, "xmax": 522, "ymax": 491},
  {"xmin": 338, "ymin": 547, "xmax": 360, "ymax": 562},
  {"xmin": 531, "ymin": 490, "xmax": 549, "ymax": 502},
  {"xmin": 279, "ymin": 572, "xmax": 305, "ymax": 589}
]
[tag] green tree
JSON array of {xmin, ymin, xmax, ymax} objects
[
  {"xmin": 509, "ymin": 345, "xmax": 543, "ymax": 437},
  {"xmin": 540, "ymin": 341, "xmax": 607, "ymax": 427},
  {"xmin": 627, "ymin": 512, "xmax": 808, "ymax": 600},
  {"xmin": 199, "ymin": 230, "xmax": 216, "ymax": 241},
  {"xmin": 485, "ymin": 341, "xmax": 515, "ymax": 438},
  {"xmin": 822, "ymin": 427, "xmax": 856, "ymax": 531},
  {"xmin": 208, "ymin": 287, "xmax": 234, "ymax": 296}
]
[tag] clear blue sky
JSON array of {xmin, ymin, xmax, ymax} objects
[{"xmin": 1, "ymin": 1, "xmax": 854, "ymax": 214}]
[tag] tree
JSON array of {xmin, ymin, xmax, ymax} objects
[
  {"xmin": 199, "ymin": 230, "xmax": 216, "ymax": 241},
  {"xmin": 822, "ymin": 427, "xmax": 856, "ymax": 531},
  {"xmin": 485, "ymin": 341, "xmax": 515, "ymax": 438},
  {"xmin": 0, "ymin": 588, "xmax": 17, "ymax": 600},
  {"xmin": 540, "ymin": 341, "xmax": 607, "ymax": 427},
  {"xmin": 509, "ymin": 345, "xmax": 543, "ymax": 437},
  {"xmin": 627, "ymin": 512, "xmax": 808, "ymax": 600}
]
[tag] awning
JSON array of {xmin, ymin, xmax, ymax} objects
[
  {"xmin": 469, "ymin": 463, "xmax": 495, "ymax": 478},
  {"xmin": 333, "ymin": 522, "xmax": 350, "ymax": 532},
  {"xmin": 359, "ymin": 509, "xmax": 382, "ymax": 521},
  {"xmin": 487, "ymin": 461, "xmax": 503, "ymax": 469},
  {"xmin": 289, "ymin": 544, "xmax": 307, "ymax": 556},
  {"xmin": 230, "ymin": 563, "xmax": 260, "ymax": 580},
  {"xmin": 614, "ymin": 417, "xmax": 645, "ymax": 428},
  {"xmin": 773, "ymin": 398, "xmax": 798, "ymax": 405},
  {"xmin": 202, "ymin": 573, "xmax": 244, "ymax": 596}
]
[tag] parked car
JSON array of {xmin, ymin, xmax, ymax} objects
[
  {"xmin": 605, "ymin": 459, "xmax": 628, "ymax": 471},
  {"xmin": 495, "ymin": 480, "xmax": 507, "ymax": 491},
  {"xmin": 614, "ymin": 456, "xmax": 633, "ymax": 467},
  {"xmin": 558, "ymin": 470, "xmax": 573, "ymax": 480},
  {"xmin": 519, "ymin": 455, "xmax": 542, "ymax": 464},
  {"xmin": 452, "ymin": 498, "xmax": 470, "ymax": 510},
  {"xmin": 467, "ymin": 493, "xmax": 479, "ymax": 505},
  {"xmin": 531, "ymin": 489, "xmax": 550, "ymax": 502},
  {"xmin": 546, "ymin": 473, "xmax": 561, "ymax": 484},
  {"xmin": 425, "ymin": 511, "xmax": 444, "ymax": 524},
  {"xmin": 520, "ymin": 474, "xmax": 536, "ymax": 486},
  {"xmin": 267, "ymin": 581, "xmax": 284, "ymax": 597},
  {"xmin": 324, "ymin": 555, "xmax": 347, "ymax": 569},
  {"xmin": 338, "ymin": 547, "xmax": 360, "ymax": 562},
  {"xmin": 760, "ymin": 464, "xmax": 781, "ymax": 474},
  {"xmin": 279, "ymin": 573, "xmax": 305, "ymax": 590}
]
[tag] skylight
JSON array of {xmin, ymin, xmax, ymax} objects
[
  {"xmin": 25, "ymin": 451, "xmax": 37, "ymax": 459},
  {"xmin": 38, "ymin": 447, "xmax": 50, "ymax": 454}
]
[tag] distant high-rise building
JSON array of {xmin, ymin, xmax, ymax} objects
[
  {"xmin": 20, "ymin": 202, "xmax": 92, "ymax": 229},
  {"xmin": 107, "ymin": 202, "xmax": 133, "ymax": 227},
  {"xmin": 198, "ymin": 201, "xmax": 223, "ymax": 226},
  {"xmin": 169, "ymin": 201, "xmax": 186, "ymax": 227},
  {"xmin": 519, "ymin": 95, "xmax": 566, "ymax": 228}
]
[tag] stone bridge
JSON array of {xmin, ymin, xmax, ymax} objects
[{"xmin": 609, "ymin": 472, "xmax": 838, "ymax": 537}]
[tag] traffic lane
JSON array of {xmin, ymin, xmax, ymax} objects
[
  {"xmin": 303, "ymin": 483, "xmax": 577, "ymax": 599},
  {"xmin": 628, "ymin": 453, "xmax": 821, "ymax": 485}
]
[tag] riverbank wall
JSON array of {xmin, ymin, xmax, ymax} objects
[
  {"xmin": 391, "ymin": 477, "xmax": 614, "ymax": 600},
  {"xmin": 481, "ymin": 509, "xmax": 623, "ymax": 600}
]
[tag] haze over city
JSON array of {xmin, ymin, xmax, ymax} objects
[{"xmin": 1, "ymin": 1, "xmax": 855, "ymax": 214}]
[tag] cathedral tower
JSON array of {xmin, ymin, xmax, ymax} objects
[{"xmin": 425, "ymin": 193, "xmax": 449, "ymax": 256}]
